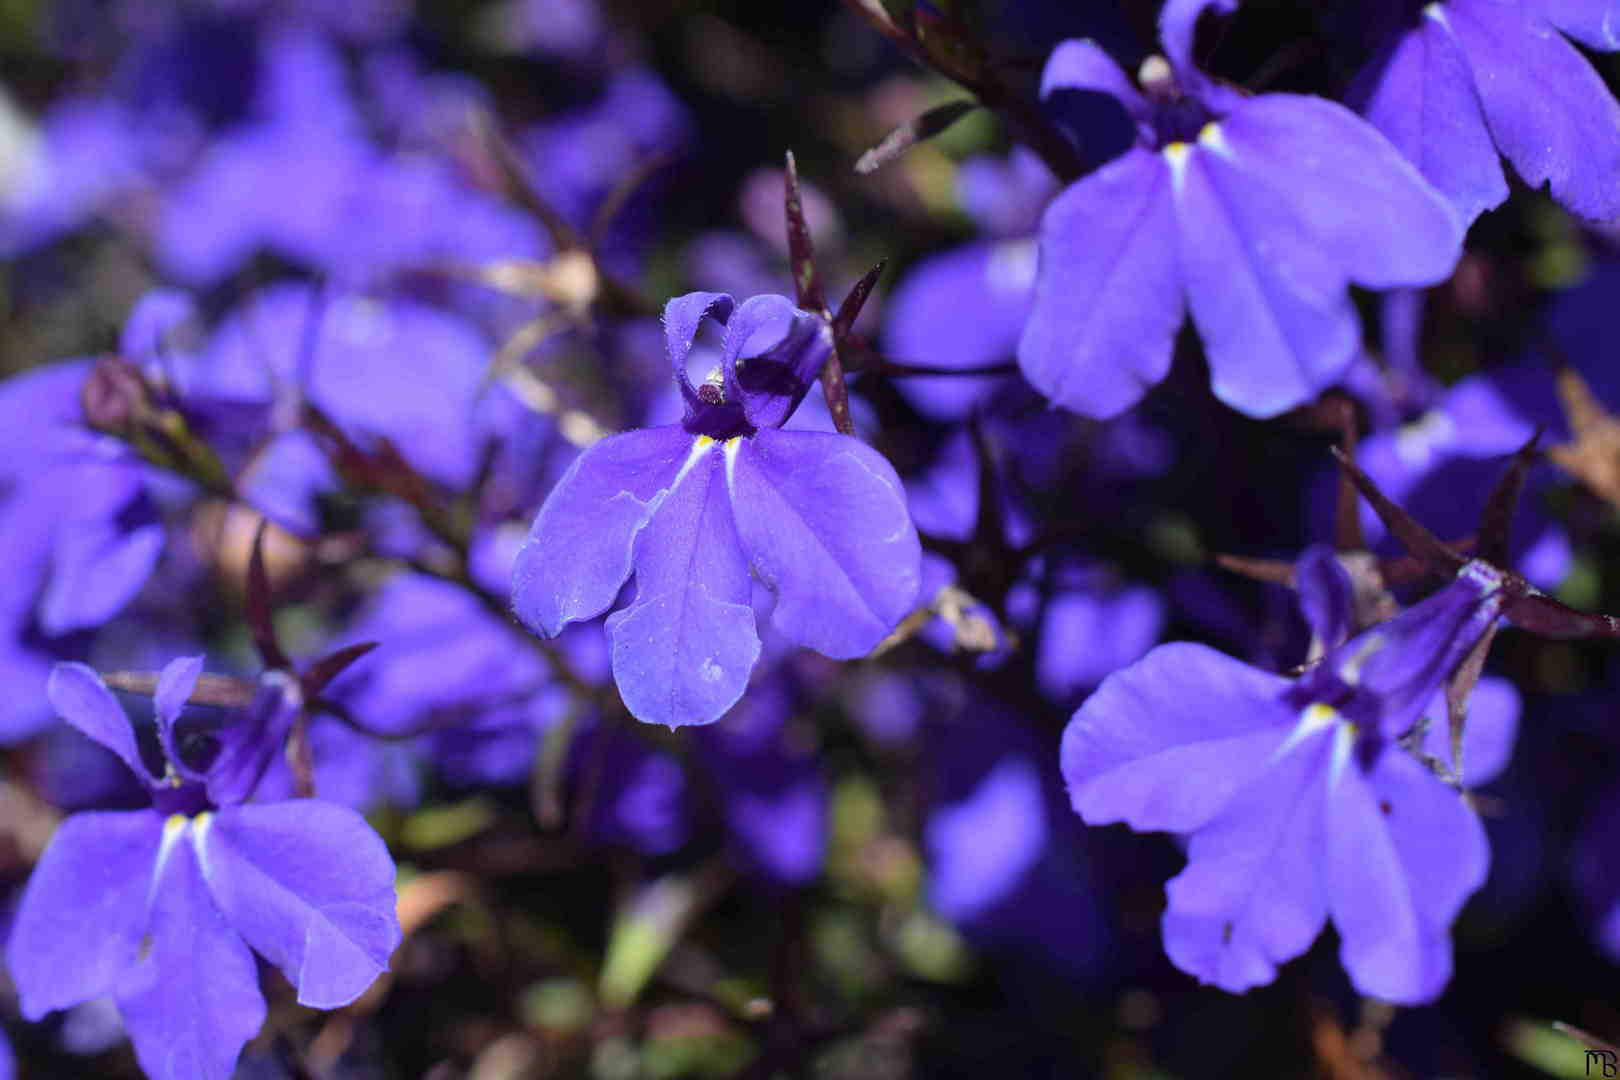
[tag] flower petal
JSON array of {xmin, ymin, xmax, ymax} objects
[
  {"xmin": 46, "ymin": 662, "xmax": 149, "ymax": 783},
  {"xmin": 1327, "ymin": 741, "xmax": 1488, "ymax": 1003},
  {"xmin": 10, "ymin": 810, "xmax": 164, "ymax": 1018},
  {"xmin": 1175, "ymin": 143, "xmax": 1359, "ymax": 417},
  {"xmin": 1448, "ymin": 0, "xmax": 1620, "ymax": 220},
  {"xmin": 663, "ymin": 290, "xmax": 735, "ymax": 415},
  {"xmin": 1212, "ymin": 95, "xmax": 1462, "ymax": 286},
  {"xmin": 1532, "ymin": 0, "xmax": 1620, "ymax": 52},
  {"xmin": 115, "ymin": 821, "xmax": 265, "ymax": 1080},
  {"xmin": 1159, "ymin": 0, "xmax": 1238, "ymax": 98},
  {"xmin": 512, "ymin": 425, "xmax": 694, "ymax": 637},
  {"xmin": 1162, "ymin": 729, "xmax": 1333, "ymax": 993},
  {"xmin": 196, "ymin": 803, "xmax": 401, "ymax": 1009},
  {"xmin": 1018, "ymin": 146, "xmax": 1183, "ymax": 418},
  {"xmin": 1296, "ymin": 546, "xmax": 1355, "ymax": 653},
  {"xmin": 1061, "ymin": 642, "xmax": 1298, "ymax": 833},
  {"xmin": 728, "ymin": 429, "xmax": 920, "ymax": 658},
  {"xmin": 721, "ymin": 294, "xmax": 830, "ymax": 431},
  {"xmin": 607, "ymin": 441, "xmax": 759, "ymax": 726},
  {"xmin": 1352, "ymin": 10, "xmax": 1507, "ymax": 225}
]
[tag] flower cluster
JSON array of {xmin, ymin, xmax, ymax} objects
[{"xmin": 2, "ymin": 0, "xmax": 1620, "ymax": 1075}]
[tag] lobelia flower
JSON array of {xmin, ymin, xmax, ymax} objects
[
  {"xmin": 512, "ymin": 291, "xmax": 922, "ymax": 727},
  {"xmin": 8, "ymin": 657, "xmax": 401, "ymax": 1080},
  {"xmin": 1350, "ymin": 0, "xmax": 1620, "ymax": 226},
  {"xmin": 1018, "ymin": 0, "xmax": 1463, "ymax": 420},
  {"xmin": 1063, "ymin": 547, "xmax": 1509, "ymax": 1002}
]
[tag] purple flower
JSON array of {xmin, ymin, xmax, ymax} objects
[
  {"xmin": 1062, "ymin": 556, "xmax": 1509, "ymax": 1002},
  {"xmin": 1351, "ymin": 0, "xmax": 1620, "ymax": 225},
  {"xmin": 512, "ymin": 292, "xmax": 922, "ymax": 727},
  {"xmin": 1019, "ymin": 0, "xmax": 1462, "ymax": 419},
  {"xmin": 8, "ymin": 658, "xmax": 401, "ymax": 1080},
  {"xmin": 883, "ymin": 150, "xmax": 1054, "ymax": 422}
]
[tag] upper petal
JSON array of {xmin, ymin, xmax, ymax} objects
[
  {"xmin": 1039, "ymin": 39, "xmax": 1147, "ymax": 165},
  {"xmin": 1061, "ymin": 642, "xmax": 1299, "ymax": 834},
  {"xmin": 1212, "ymin": 95, "xmax": 1463, "ymax": 286},
  {"xmin": 154, "ymin": 655, "xmax": 206, "ymax": 770},
  {"xmin": 728, "ymin": 429, "xmax": 921, "ymax": 658},
  {"xmin": 46, "ymin": 662, "xmax": 151, "ymax": 784},
  {"xmin": 1018, "ymin": 146, "xmax": 1183, "ymax": 418},
  {"xmin": 10, "ymin": 809, "xmax": 164, "ymax": 1018},
  {"xmin": 721, "ymin": 294, "xmax": 831, "ymax": 431},
  {"xmin": 1326, "ymin": 740, "xmax": 1488, "ymax": 1003},
  {"xmin": 1158, "ymin": 0, "xmax": 1238, "ymax": 99},
  {"xmin": 115, "ymin": 821, "xmax": 266, "ymax": 1080},
  {"xmin": 663, "ymin": 291, "xmax": 736, "ymax": 416},
  {"xmin": 1296, "ymin": 545, "xmax": 1355, "ymax": 653},
  {"xmin": 196, "ymin": 802, "xmax": 401, "ymax": 1009},
  {"xmin": 512, "ymin": 424, "xmax": 695, "ymax": 637}
]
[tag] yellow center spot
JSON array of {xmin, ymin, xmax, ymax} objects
[
  {"xmin": 694, "ymin": 435, "xmax": 716, "ymax": 451},
  {"xmin": 1303, "ymin": 703, "xmax": 1338, "ymax": 726},
  {"xmin": 1163, "ymin": 141, "xmax": 1189, "ymax": 166}
]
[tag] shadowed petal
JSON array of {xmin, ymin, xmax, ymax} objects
[
  {"xmin": 1297, "ymin": 546, "xmax": 1355, "ymax": 652},
  {"xmin": 1449, "ymin": 0, "xmax": 1620, "ymax": 221},
  {"xmin": 1353, "ymin": 11, "xmax": 1507, "ymax": 225},
  {"xmin": 1175, "ymin": 144, "xmax": 1359, "ymax": 417},
  {"xmin": 1061, "ymin": 643, "xmax": 1298, "ymax": 833},
  {"xmin": 115, "ymin": 822, "xmax": 265, "ymax": 1080},
  {"xmin": 1213, "ymin": 95, "xmax": 1462, "ymax": 286},
  {"xmin": 663, "ymin": 291, "xmax": 735, "ymax": 413},
  {"xmin": 728, "ymin": 429, "xmax": 920, "ymax": 658},
  {"xmin": 721, "ymin": 294, "xmax": 830, "ymax": 431},
  {"xmin": 1327, "ymin": 741, "xmax": 1488, "ymax": 1003},
  {"xmin": 10, "ymin": 810, "xmax": 164, "ymax": 1017},
  {"xmin": 1159, "ymin": 0, "xmax": 1238, "ymax": 99},
  {"xmin": 1018, "ymin": 147, "xmax": 1183, "ymax": 418},
  {"xmin": 1162, "ymin": 729, "xmax": 1333, "ymax": 993},
  {"xmin": 512, "ymin": 425, "xmax": 694, "ymax": 637},
  {"xmin": 196, "ymin": 803, "xmax": 400, "ymax": 1008},
  {"xmin": 607, "ymin": 442, "xmax": 758, "ymax": 726}
]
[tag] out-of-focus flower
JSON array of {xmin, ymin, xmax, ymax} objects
[{"xmin": 883, "ymin": 149, "xmax": 1054, "ymax": 421}]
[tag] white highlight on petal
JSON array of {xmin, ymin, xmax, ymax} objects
[
  {"xmin": 1328, "ymin": 722, "xmax": 1357, "ymax": 787},
  {"xmin": 1164, "ymin": 142, "xmax": 1191, "ymax": 194},
  {"xmin": 721, "ymin": 435, "xmax": 743, "ymax": 493},
  {"xmin": 1422, "ymin": 2, "xmax": 1450, "ymax": 29},
  {"xmin": 1196, "ymin": 121, "xmax": 1230, "ymax": 157},
  {"xmin": 1271, "ymin": 701, "xmax": 1343, "ymax": 763},
  {"xmin": 986, "ymin": 238, "xmax": 1039, "ymax": 294},
  {"xmin": 1393, "ymin": 408, "xmax": 1456, "ymax": 468}
]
